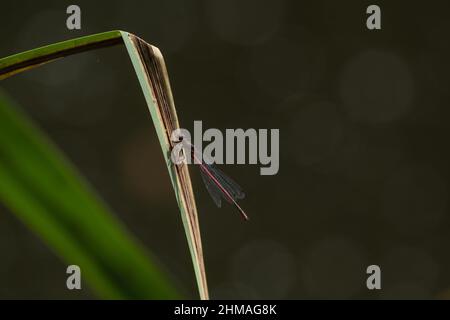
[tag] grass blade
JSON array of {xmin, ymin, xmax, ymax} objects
[
  {"xmin": 0, "ymin": 30, "xmax": 122, "ymax": 80},
  {"xmin": 121, "ymin": 32, "xmax": 209, "ymax": 299}
]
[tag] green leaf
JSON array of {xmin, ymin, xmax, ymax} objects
[
  {"xmin": 0, "ymin": 89, "xmax": 181, "ymax": 299},
  {"xmin": 0, "ymin": 30, "xmax": 123, "ymax": 80}
]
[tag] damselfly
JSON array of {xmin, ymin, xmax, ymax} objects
[{"xmin": 174, "ymin": 139, "xmax": 249, "ymax": 221}]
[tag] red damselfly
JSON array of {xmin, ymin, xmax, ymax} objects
[{"xmin": 174, "ymin": 139, "xmax": 249, "ymax": 221}]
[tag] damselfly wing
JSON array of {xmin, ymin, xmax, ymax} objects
[{"xmin": 179, "ymin": 141, "xmax": 249, "ymax": 221}]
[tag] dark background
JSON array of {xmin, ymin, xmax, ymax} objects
[{"xmin": 1, "ymin": 0, "xmax": 450, "ymax": 299}]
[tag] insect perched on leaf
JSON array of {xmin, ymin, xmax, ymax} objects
[{"xmin": 173, "ymin": 138, "xmax": 249, "ymax": 221}]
